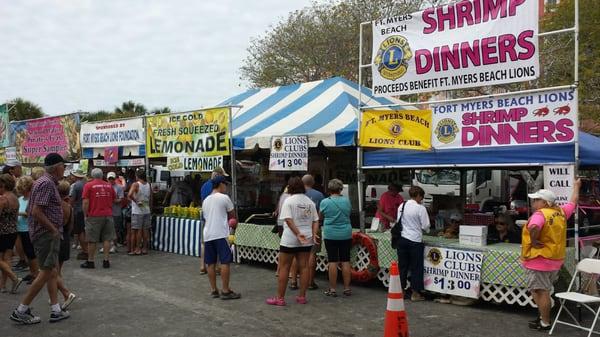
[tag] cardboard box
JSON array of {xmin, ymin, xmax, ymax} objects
[
  {"xmin": 459, "ymin": 234, "xmax": 487, "ymax": 246},
  {"xmin": 459, "ymin": 226, "xmax": 488, "ymax": 246},
  {"xmin": 460, "ymin": 225, "xmax": 488, "ymax": 236}
]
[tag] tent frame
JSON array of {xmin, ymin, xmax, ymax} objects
[{"xmin": 357, "ymin": 1, "xmax": 581, "ymax": 259}]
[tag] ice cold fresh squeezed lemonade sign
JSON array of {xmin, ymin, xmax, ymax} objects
[
  {"xmin": 424, "ymin": 246, "xmax": 483, "ymax": 298},
  {"xmin": 269, "ymin": 136, "xmax": 308, "ymax": 171},
  {"xmin": 372, "ymin": 0, "xmax": 539, "ymax": 96},
  {"xmin": 431, "ymin": 89, "xmax": 577, "ymax": 149}
]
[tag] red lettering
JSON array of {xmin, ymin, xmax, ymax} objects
[
  {"xmin": 509, "ymin": 0, "xmax": 527, "ymax": 16},
  {"xmin": 415, "ymin": 49, "xmax": 433, "ymax": 74},
  {"xmin": 517, "ymin": 30, "xmax": 536, "ymax": 60},
  {"xmin": 422, "ymin": 8, "xmax": 437, "ymax": 34},
  {"xmin": 461, "ymin": 40, "xmax": 481, "ymax": 67},
  {"xmin": 483, "ymin": 0, "xmax": 508, "ymax": 21},
  {"xmin": 481, "ymin": 36, "xmax": 498, "ymax": 65},
  {"xmin": 456, "ymin": 1, "xmax": 474, "ymax": 28},
  {"xmin": 440, "ymin": 44, "xmax": 461, "ymax": 70},
  {"xmin": 556, "ymin": 119, "xmax": 575, "ymax": 141},
  {"xmin": 498, "ymin": 34, "xmax": 517, "ymax": 62},
  {"xmin": 436, "ymin": 5, "xmax": 456, "ymax": 32}
]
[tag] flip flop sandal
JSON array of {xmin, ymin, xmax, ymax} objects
[
  {"xmin": 289, "ymin": 283, "xmax": 299, "ymax": 290},
  {"xmin": 343, "ymin": 289, "xmax": 352, "ymax": 297},
  {"xmin": 324, "ymin": 289, "xmax": 337, "ymax": 297}
]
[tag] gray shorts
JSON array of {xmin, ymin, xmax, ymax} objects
[
  {"xmin": 85, "ymin": 216, "xmax": 116, "ymax": 243},
  {"xmin": 34, "ymin": 232, "xmax": 60, "ymax": 271},
  {"xmin": 131, "ymin": 214, "xmax": 151, "ymax": 230},
  {"xmin": 526, "ymin": 269, "xmax": 559, "ymax": 291}
]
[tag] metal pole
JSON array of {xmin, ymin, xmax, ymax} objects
[
  {"xmin": 573, "ymin": 0, "xmax": 580, "ymax": 262},
  {"xmin": 143, "ymin": 114, "xmax": 150, "ymax": 179},
  {"xmin": 357, "ymin": 22, "xmax": 369, "ymax": 233},
  {"xmin": 229, "ymin": 107, "xmax": 239, "ymax": 218}
]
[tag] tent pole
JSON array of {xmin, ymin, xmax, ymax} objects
[
  {"xmin": 574, "ymin": 0, "xmax": 580, "ymax": 261},
  {"xmin": 228, "ymin": 106, "xmax": 239, "ymax": 219},
  {"xmin": 356, "ymin": 22, "xmax": 369, "ymax": 233}
]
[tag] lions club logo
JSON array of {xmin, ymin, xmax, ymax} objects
[
  {"xmin": 427, "ymin": 248, "xmax": 443, "ymax": 266},
  {"xmin": 273, "ymin": 138, "xmax": 283, "ymax": 151},
  {"xmin": 389, "ymin": 122, "xmax": 403, "ymax": 137},
  {"xmin": 435, "ymin": 118, "xmax": 459, "ymax": 144},
  {"xmin": 374, "ymin": 35, "xmax": 412, "ymax": 80}
]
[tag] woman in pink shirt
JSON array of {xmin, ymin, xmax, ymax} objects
[
  {"xmin": 522, "ymin": 178, "xmax": 581, "ymax": 331},
  {"xmin": 375, "ymin": 184, "xmax": 404, "ymax": 230}
]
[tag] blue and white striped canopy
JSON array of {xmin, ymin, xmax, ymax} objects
[{"xmin": 217, "ymin": 77, "xmax": 401, "ymax": 150}]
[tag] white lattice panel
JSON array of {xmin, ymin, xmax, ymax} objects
[{"xmin": 237, "ymin": 244, "xmax": 538, "ymax": 307}]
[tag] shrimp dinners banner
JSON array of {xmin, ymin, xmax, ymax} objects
[
  {"xmin": 430, "ymin": 89, "xmax": 577, "ymax": 149},
  {"xmin": 9, "ymin": 114, "xmax": 81, "ymax": 164},
  {"xmin": 372, "ymin": 0, "xmax": 539, "ymax": 96}
]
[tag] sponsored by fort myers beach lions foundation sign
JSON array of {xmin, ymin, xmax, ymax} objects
[
  {"xmin": 359, "ymin": 110, "xmax": 432, "ymax": 150},
  {"xmin": 372, "ymin": 0, "xmax": 539, "ymax": 96},
  {"xmin": 146, "ymin": 108, "xmax": 230, "ymax": 158}
]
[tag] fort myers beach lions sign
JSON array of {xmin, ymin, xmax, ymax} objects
[{"xmin": 372, "ymin": 0, "xmax": 539, "ymax": 96}]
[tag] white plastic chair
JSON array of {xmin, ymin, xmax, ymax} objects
[
  {"xmin": 582, "ymin": 246, "xmax": 599, "ymax": 259},
  {"xmin": 551, "ymin": 258, "xmax": 600, "ymax": 336}
]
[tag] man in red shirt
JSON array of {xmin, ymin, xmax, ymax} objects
[
  {"xmin": 81, "ymin": 168, "xmax": 116, "ymax": 269},
  {"xmin": 375, "ymin": 184, "xmax": 404, "ymax": 230}
]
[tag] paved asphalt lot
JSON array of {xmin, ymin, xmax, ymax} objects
[{"xmin": 0, "ymin": 250, "xmax": 593, "ymax": 337}]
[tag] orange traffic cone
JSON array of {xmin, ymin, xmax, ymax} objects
[{"xmin": 384, "ymin": 261, "xmax": 409, "ymax": 337}]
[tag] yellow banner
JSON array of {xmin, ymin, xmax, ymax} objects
[
  {"xmin": 146, "ymin": 108, "xmax": 230, "ymax": 158},
  {"xmin": 359, "ymin": 109, "xmax": 432, "ymax": 150}
]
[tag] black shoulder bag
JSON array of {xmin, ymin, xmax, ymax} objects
[{"xmin": 391, "ymin": 202, "xmax": 406, "ymax": 249}]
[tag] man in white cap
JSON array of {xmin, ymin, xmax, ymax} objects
[
  {"xmin": 2, "ymin": 159, "xmax": 22, "ymax": 178},
  {"xmin": 523, "ymin": 179, "xmax": 581, "ymax": 331}
]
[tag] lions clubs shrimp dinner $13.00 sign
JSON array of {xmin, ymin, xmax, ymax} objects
[
  {"xmin": 269, "ymin": 136, "xmax": 308, "ymax": 171},
  {"xmin": 371, "ymin": 0, "xmax": 539, "ymax": 96}
]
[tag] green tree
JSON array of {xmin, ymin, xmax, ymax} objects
[
  {"xmin": 115, "ymin": 101, "xmax": 148, "ymax": 116},
  {"xmin": 539, "ymin": 0, "xmax": 600, "ymax": 123},
  {"xmin": 241, "ymin": 0, "xmax": 422, "ymax": 88},
  {"xmin": 80, "ymin": 110, "xmax": 112, "ymax": 123},
  {"xmin": 150, "ymin": 107, "xmax": 171, "ymax": 115},
  {"xmin": 4, "ymin": 98, "xmax": 44, "ymax": 121}
]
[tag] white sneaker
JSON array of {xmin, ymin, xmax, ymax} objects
[
  {"xmin": 99, "ymin": 248, "xmax": 104, "ymax": 253},
  {"xmin": 109, "ymin": 246, "xmax": 117, "ymax": 254},
  {"xmin": 61, "ymin": 293, "xmax": 77, "ymax": 310},
  {"xmin": 71, "ymin": 243, "xmax": 77, "ymax": 249}
]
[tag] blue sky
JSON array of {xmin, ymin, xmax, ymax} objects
[{"xmin": 0, "ymin": 0, "xmax": 313, "ymax": 115}]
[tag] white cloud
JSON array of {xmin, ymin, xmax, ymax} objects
[{"xmin": 0, "ymin": 0, "xmax": 313, "ymax": 115}]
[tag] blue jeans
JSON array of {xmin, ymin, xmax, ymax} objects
[{"xmin": 396, "ymin": 237, "xmax": 425, "ymax": 293}]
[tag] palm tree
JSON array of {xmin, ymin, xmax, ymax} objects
[
  {"xmin": 5, "ymin": 98, "xmax": 44, "ymax": 121},
  {"xmin": 150, "ymin": 107, "xmax": 172, "ymax": 115},
  {"xmin": 114, "ymin": 101, "xmax": 147, "ymax": 116}
]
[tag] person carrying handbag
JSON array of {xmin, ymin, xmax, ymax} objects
[{"xmin": 391, "ymin": 186, "xmax": 430, "ymax": 302}]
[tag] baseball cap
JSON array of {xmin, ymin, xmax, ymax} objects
[
  {"xmin": 107, "ymin": 172, "xmax": 117, "ymax": 179},
  {"xmin": 211, "ymin": 175, "xmax": 230, "ymax": 188},
  {"xmin": 5, "ymin": 159, "xmax": 21, "ymax": 167},
  {"xmin": 527, "ymin": 189, "xmax": 556, "ymax": 204},
  {"xmin": 44, "ymin": 153, "xmax": 65, "ymax": 167},
  {"xmin": 213, "ymin": 166, "xmax": 229, "ymax": 177}
]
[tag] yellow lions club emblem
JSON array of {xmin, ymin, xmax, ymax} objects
[
  {"xmin": 374, "ymin": 35, "xmax": 412, "ymax": 81},
  {"xmin": 389, "ymin": 122, "xmax": 403, "ymax": 137},
  {"xmin": 427, "ymin": 248, "xmax": 443, "ymax": 266},
  {"xmin": 273, "ymin": 138, "xmax": 283, "ymax": 151},
  {"xmin": 435, "ymin": 118, "xmax": 459, "ymax": 144}
]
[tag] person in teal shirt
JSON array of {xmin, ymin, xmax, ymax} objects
[{"xmin": 319, "ymin": 179, "xmax": 352, "ymax": 297}]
